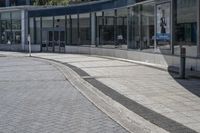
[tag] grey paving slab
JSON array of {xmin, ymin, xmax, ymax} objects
[{"xmin": 0, "ymin": 57, "xmax": 128, "ymax": 133}]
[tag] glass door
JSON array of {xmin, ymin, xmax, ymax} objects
[
  {"xmin": 53, "ymin": 30, "xmax": 65, "ymax": 52},
  {"xmin": 41, "ymin": 29, "xmax": 65, "ymax": 52},
  {"xmin": 48, "ymin": 31, "xmax": 54, "ymax": 52},
  {"xmin": 54, "ymin": 31, "xmax": 60, "ymax": 52},
  {"xmin": 41, "ymin": 30, "xmax": 47, "ymax": 52}
]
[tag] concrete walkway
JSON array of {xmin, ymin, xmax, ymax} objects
[{"xmin": 1, "ymin": 51, "xmax": 200, "ymax": 132}]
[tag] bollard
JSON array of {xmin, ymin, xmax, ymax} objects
[
  {"xmin": 28, "ymin": 35, "xmax": 31, "ymax": 57},
  {"xmin": 179, "ymin": 47, "xmax": 186, "ymax": 79}
]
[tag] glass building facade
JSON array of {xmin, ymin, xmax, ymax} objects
[
  {"xmin": 0, "ymin": 0, "xmax": 200, "ymax": 59},
  {"xmin": 0, "ymin": 11, "xmax": 21, "ymax": 45}
]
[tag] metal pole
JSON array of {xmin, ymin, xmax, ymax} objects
[{"xmin": 28, "ymin": 34, "xmax": 31, "ymax": 57}]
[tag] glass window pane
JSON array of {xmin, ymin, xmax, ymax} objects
[
  {"xmin": 66, "ymin": 15, "xmax": 71, "ymax": 45},
  {"xmin": 1, "ymin": 12, "xmax": 11, "ymax": 20},
  {"xmin": 117, "ymin": 8, "xmax": 128, "ymax": 49},
  {"xmin": 14, "ymin": 31, "xmax": 21, "ymax": 44},
  {"xmin": 103, "ymin": 10, "xmax": 115, "ymax": 47},
  {"xmin": 71, "ymin": 15, "xmax": 78, "ymax": 45},
  {"xmin": 79, "ymin": 13, "xmax": 90, "ymax": 46},
  {"xmin": 42, "ymin": 17, "xmax": 53, "ymax": 45},
  {"xmin": 12, "ymin": 12, "xmax": 21, "ymax": 20},
  {"xmin": 60, "ymin": 31, "xmax": 65, "ymax": 41},
  {"xmin": 29, "ymin": 18, "xmax": 34, "ymax": 44},
  {"xmin": 54, "ymin": 16, "xmax": 65, "ymax": 29},
  {"xmin": 1, "ymin": 12, "xmax": 11, "ymax": 44},
  {"xmin": 12, "ymin": 20, "xmax": 21, "ymax": 30},
  {"xmin": 96, "ymin": 11, "xmax": 103, "ymax": 45},
  {"xmin": 54, "ymin": 15, "xmax": 65, "ymax": 46},
  {"xmin": 12, "ymin": 11, "xmax": 21, "ymax": 44},
  {"xmin": 128, "ymin": 2, "xmax": 155, "ymax": 52},
  {"xmin": 36, "ymin": 17, "xmax": 41, "ymax": 44},
  {"xmin": 174, "ymin": 0, "xmax": 197, "ymax": 57},
  {"xmin": 42, "ymin": 17, "xmax": 53, "ymax": 28},
  {"xmin": 141, "ymin": 2, "xmax": 155, "ymax": 52},
  {"xmin": 54, "ymin": 31, "xmax": 59, "ymax": 41}
]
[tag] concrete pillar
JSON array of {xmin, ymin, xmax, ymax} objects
[
  {"xmin": 21, "ymin": 10, "xmax": 28, "ymax": 51},
  {"xmin": 91, "ymin": 12, "xmax": 96, "ymax": 46}
]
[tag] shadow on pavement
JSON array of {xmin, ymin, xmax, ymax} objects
[{"xmin": 168, "ymin": 67, "xmax": 200, "ymax": 97}]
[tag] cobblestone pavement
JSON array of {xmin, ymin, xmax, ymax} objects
[
  {"xmin": 0, "ymin": 56, "xmax": 128, "ymax": 133},
  {"xmin": 32, "ymin": 53, "xmax": 200, "ymax": 132}
]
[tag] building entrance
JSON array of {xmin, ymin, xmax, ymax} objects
[{"xmin": 42, "ymin": 29, "xmax": 65, "ymax": 53}]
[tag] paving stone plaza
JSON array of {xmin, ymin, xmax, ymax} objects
[
  {"xmin": 0, "ymin": 0, "xmax": 200, "ymax": 132},
  {"xmin": 0, "ymin": 55, "xmax": 128, "ymax": 133},
  {"xmin": 0, "ymin": 52, "xmax": 200, "ymax": 133}
]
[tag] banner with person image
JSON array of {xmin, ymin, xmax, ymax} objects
[{"xmin": 156, "ymin": 2, "xmax": 171, "ymax": 42}]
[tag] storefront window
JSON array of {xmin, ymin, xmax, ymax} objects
[
  {"xmin": 12, "ymin": 12, "xmax": 21, "ymax": 44},
  {"xmin": 1, "ymin": 12, "xmax": 11, "ymax": 44},
  {"xmin": 96, "ymin": 10, "xmax": 116, "ymax": 48},
  {"xmin": 174, "ymin": 0, "xmax": 197, "ymax": 57},
  {"xmin": 128, "ymin": 2, "xmax": 155, "ymax": 52},
  {"xmin": 79, "ymin": 13, "xmax": 91, "ymax": 46},
  {"xmin": 103, "ymin": 10, "xmax": 115, "ymax": 47},
  {"xmin": 117, "ymin": 8, "xmax": 128, "ymax": 49},
  {"xmin": 141, "ymin": 2, "xmax": 155, "ymax": 52}
]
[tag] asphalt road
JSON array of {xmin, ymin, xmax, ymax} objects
[{"xmin": 0, "ymin": 56, "xmax": 128, "ymax": 133}]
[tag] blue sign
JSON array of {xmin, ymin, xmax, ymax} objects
[{"xmin": 156, "ymin": 33, "xmax": 170, "ymax": 41}]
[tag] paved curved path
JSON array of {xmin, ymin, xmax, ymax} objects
[
  {"xmin": 1, "ymin": 52, "xmax": 200, "ymax": 133},
  {"xmin": 0, "ymin": 56, "xmax": 128, "ymax": 133},
  {"xmin": 31, "ymin": 53, "xmax": 200, "ymax": 133}
]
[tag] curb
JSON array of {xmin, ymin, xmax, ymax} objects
[
  {"xmin": 90, "ymin": 54, "xmax": 200, "ymax": 79},
  {"xmin": 90, "ymin": 55, "xmax": 168, "ymax": 72}
]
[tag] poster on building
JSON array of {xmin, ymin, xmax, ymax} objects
[{"xmin": 156, "ymin": 2, "xmax": 171, "ymax": 42}]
